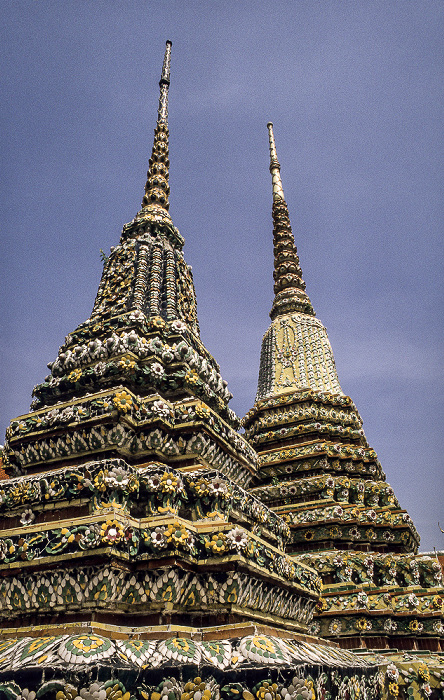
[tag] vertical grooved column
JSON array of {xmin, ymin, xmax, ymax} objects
[
  {"xmin": 165, "ymin": 249, "xmax": 177, "ymax": 319},
  {"xmin": 149, "ymin": 245, "xmax": 162, "ymax": 316},
  {"xmin": 133, "ymin": 246, "xmax": 150, "ymax": 311}
]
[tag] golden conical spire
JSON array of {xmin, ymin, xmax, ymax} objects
[
  {"xmin": 254, "ymin": 125, "xmax": 342, "ymax": 401},
  {"xmin": 141, "ymin": 40, "xmax": 172, "ymax": 221},
  {"xmin": 267, "ymin": 123, "xmax": 314, "ymax": 319}
]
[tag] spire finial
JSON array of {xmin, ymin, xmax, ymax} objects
[
  {"xmin": 157, "ymin": 40, "xmax": 172, "ymax": 124},
  {"xmin": 267, "ymin": 123, "xmax": 315, "ymax": 320},
  {"xmin": 141, "ymin": 41, "xmax": 173, "ymax": 221},
  {"xmin": 267, "ymin": 122, "xmax": 285, "ymax": 200}
]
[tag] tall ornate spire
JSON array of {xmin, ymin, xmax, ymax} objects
[
  {"xmin": 267, "ymin": 123, "xmax": 314, "ymax": 320},
  {"xmin": 141, "ymin": 40, "xmax": 172, "ymax": 220},
  {"xmin": 255, "ymin": 125, "xmax": 342, "ymax": 400}
]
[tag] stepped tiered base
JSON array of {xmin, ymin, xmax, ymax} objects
[
  {"xmin": 243, "ymin": 388, "xmax": 444, "ymax": 697},
  {"xmin": 0, "ymin": 457, "xmax": 380, "ymax": 697}
]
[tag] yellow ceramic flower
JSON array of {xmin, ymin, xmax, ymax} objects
[
  {"xmin": 166, "ymin": 522, "xmax": 189, "ymax": 547},
  {"xmin": 118, "ymin": 356, "xmax": 136, "ymax": 372},
  {"xmin": 150, "ymin": 316, "xmax": 166, "ymax": 329},
  {"xmin": 160, "ymin": 472, "xmax": 178, "ymax": 494},
  {"xmin": 255, "ymin": 682, "xmax": 278, "ymax": 700},
  {"xmin": 417, "ymin": 662, "xmax": 430, "ymax": 682},
  {"xmin": 388, "ymin": 682, "xmax": 399, "ymax": 697},
  {"xmin": 182, "ymin": 678, "xmax": 211, "ymax": 700},
  {"xmin": 195, "ymin": 402, "xmax": 211, "ymax": 418},
  {"xmin": 94, "ymin": 470, "xmax": 107, "ymax": 492},
  {"xmin": 68, "ymin": 368, "xmax": 82, "ymax": 383},
  {"xmin": 113, "ymin": 390, "xmax": 133, "ymax": 412},
  {"xmin": 56, "ymin": 685, "xmax": 78, "ymax": 700},
  {"xmin": 184, "ymin": 370, "xmax": 199, "ymax": 386},
  {"xmin": 192, "ymin": 477, "xmax": 209, "ymax": 496},
  {"xmin": 355, "ymin": 617, "xmax": 369, "ymax": 631},
  {"xmin": 205, "ymin": 533, "xmax": 227, "ymax": 555}
]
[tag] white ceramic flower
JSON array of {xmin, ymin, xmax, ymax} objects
[
  {"xmin": 151, "ymin": 527, "xmax": 167, "ymax": 549},
  {"xmin": 152, "ymin": 400, "xmax": 171, "ymax": 418},
  {"xmin": 309, "ymin": 621, "xmax": 321, "ymax": 635},
  {"xmin": 208, "ymin": 477, "xmax": 228, "ymax": 496},
  {"xmin": 105, "ymin": 465, "xmax": 130, "ymax": 488},
  {"xmin": 150, "ymin": 362, "xmax": 164, "ymax": 378},
  {"xmin": 94, "ymin": 362, "xmax": 107, "ymax": 376},
  {"xmin": 20, "ymin": 509, "xmax": 35, "ymax": 526},
  {"xmin": 386, "ymin": 663, "xmax": 399, "ymax": 681},
  {"xmin": 60, "ymin": 407, "xmax": 75, "ymax": 422},
  {"xmin": 226, "ymin": 527, "xmax": 248, "ymax": 551},
  {"xmin": 328, "ymin": 619, "xmax": 342, "ymax": 635},
  {"xmin": 146, "ymin": 474, "xmax": 162, "ymax": 491},
  {"xmin": 433, "ymin": 620, "xmax": 444, "ymax": 634},
  {"xmin": 384, "ymin": 618, "xmax": 397, "ymax": 632},
  {"xmin": 129, "ymin": 310, "xmax": 145, "ymax": 322}
]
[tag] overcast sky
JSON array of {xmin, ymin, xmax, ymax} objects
[{"xmin": 1, "ymin": 1, "xmax": 443, "ymax": 552}]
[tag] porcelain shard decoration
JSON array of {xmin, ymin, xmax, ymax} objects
[
  {"xmin": 2, "ymin": 40, "xmax": 442, "ymax": 700},
  {"xmin": 241, "ymin": 123, "xmax": 444, "ymax": 688}
]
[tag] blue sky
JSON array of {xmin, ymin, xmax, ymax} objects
[{"xmin": 1, "ymin": 1, "xmax": 443, "ymax": 551}]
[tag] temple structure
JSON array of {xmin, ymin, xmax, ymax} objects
[
  {"xmin": 0, "ymin": 41, "xmax": 443, "ymax": 700},
  {"xmin": 243, "ymin": 123, "xmax": 444, "ymax": 694}
]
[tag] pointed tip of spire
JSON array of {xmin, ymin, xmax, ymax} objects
[
  {"xmin": 140, "ymin": 41, "xmax": 173, "ymax": 221},
  {"xmin": 159, "ymin": 40, "xmax": 172, "ymax": 90},
  {"xmin": 267, "ymin": 122, "xmax": 285, "ymax": 200}
]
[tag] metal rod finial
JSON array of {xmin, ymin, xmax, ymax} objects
[
  {"xmin": 160, "ymin": 40, "xmax": 172, "ymax": 86},
  {"xmin": 267, "ymin": 122, "xmax": 285, "ymax": 200}
]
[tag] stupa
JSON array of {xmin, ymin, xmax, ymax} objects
[
  {"xmin": 0, "ymin": 42, "xmax": 380, "ymax": 700},
  {"xmin": 243, "ymin": 123, "xmax": 444, "ymax": 696}
]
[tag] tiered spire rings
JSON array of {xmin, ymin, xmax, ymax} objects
[
  {"xmin": 141, "ymin": 40, "xmax": 172, "ymax": 218},
  {"xmin": 267, "ymin": 123, "xmax": 314, "ymax": 319}
]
